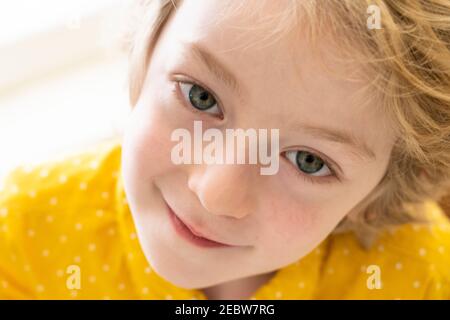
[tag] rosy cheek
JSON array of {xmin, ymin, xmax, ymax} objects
[
  {"xmin": 285, "ymin": 208, "xmax": 319, "ymax": 243},
  {"xmin": 261, "ymin": 192, "xmax": 319, "ymax": 245}
]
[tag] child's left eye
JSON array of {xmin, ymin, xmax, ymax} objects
[
  {"xmin": 285, "ymin": 150, "xmax": 333, "ymax": 178},
  {"xmin": 177, "ymin": 81, "xmax": 222, "ymax": 116}
]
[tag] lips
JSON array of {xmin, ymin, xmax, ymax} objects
[{"xmin": 165, "ymin": 202, "xmax": 238, "ymax": 247}]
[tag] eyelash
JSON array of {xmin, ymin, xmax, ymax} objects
[
  {"xmin": 170, "ymin": 76, "xmax": 340, "ymax": 185},
  {"xmin": 171, "ymin": 77, "xmax": 224, "ymax": 118},
  {"xmin": 283, "ymin": 152, "xmax": 340, "ymax": 185}
]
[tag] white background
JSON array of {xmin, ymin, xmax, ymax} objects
[{"xmin": 0, "ymin": 0, "xmax": 133, "ymax": 181}]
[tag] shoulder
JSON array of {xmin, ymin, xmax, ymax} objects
[
  {"xmin": 320, "ymin": 201, "xmax": 450, "ymax": 299},
  {"xmin": 0, "ymin": 139, "xmax": 124, "ymax": 298},
  {"xmin": 0, "ymin": 138, "xmax": 124, "ymax": 242},
  {"xmin": 376, "ymin": 201, "xmax": 450, "ymax": 277},
  {"xmin": 0, "ymin": 138, "xmax": 122, "ymax": 212}
]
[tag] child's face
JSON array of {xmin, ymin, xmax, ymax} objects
[{"xmin": 122, "ymin": 0, "xmax": 396, "ymax": 288}]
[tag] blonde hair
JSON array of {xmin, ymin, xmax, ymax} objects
[{"xmin": 127, "ymin": 0, "xmax": 450, "ymax": 246}]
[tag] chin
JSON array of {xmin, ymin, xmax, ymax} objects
[
  {"xmin": 140, "ymin": 245, "xmax": 223, "ymax": 289},
  {"xmin": 152, "ymin": 260, "xmax": 222, "ymax": 289}
]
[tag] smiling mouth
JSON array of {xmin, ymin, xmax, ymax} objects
[{"xmin": 165, "ymin": 202, "xmax": 239, "ymax": 248}]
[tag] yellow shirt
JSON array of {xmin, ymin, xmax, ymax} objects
[{"xmin": 0, "ymin": 139, "xmax": 449, "ymax": 300}]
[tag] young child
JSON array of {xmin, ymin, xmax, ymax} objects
[{"xmin": 1, "ymin": 0, "xmax": 450, "ymax": 300}]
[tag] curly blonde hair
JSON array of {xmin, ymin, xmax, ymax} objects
[{"xmin": 126, "ymin": 0, "xmax": 450, "ymax": 246}]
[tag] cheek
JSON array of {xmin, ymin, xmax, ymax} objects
[
  {"xmin": 262, "ymin": 193, "xmax": 318, "ymax": 243},
  {"xmin": 258, "ymin": 189, "xmax": 346, "ymax": 252},
  {"xmin": 122, "ymin": 95, "xmax": 177, "ymax": 186},
  {"xmin": 252, "ymin": 196, "xmax": 326, "ymax": 266}
]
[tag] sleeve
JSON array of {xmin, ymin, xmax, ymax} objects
[{"xmin": 0, "ymin": 167, "xmax": 40, "ymax": 299}]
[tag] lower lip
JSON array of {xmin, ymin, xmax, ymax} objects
[{"xmin": 167, "ymin": 205, "xmax": 233, "ymax": 248}]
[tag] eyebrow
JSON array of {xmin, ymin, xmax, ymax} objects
[
  {"xmin": 184, "ymin": 42, "xmax": 244, "ymax": 98},
  {"xmin": 301, "ymin": 124, "xmax": 377, "ymax": 161}
]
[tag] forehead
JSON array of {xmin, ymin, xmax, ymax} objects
[{"xmin": 162, "ymin": 0, "xmax": 394, "ymax": 151}]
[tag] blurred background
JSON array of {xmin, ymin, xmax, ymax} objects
[{"xmin": 0, "ymin": 0, "xmax": 132, "ymax": 181}]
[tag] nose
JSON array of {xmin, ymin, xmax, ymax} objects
[{"xmin": 188, "ymin": 164, "xmax": 256, "ymax": 219}]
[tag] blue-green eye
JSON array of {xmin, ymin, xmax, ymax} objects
[
  {"xmin": 286, "ymin": 150, "xmax": 332, "ymax": 176},
  {"xmin": 179, "ymin": 82, "xmax": 221, "ymax": 115}
]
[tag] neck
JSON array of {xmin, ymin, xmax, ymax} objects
[{"xmin": 200, "ymin": 271, "xmax": 277, "ymax": 300}]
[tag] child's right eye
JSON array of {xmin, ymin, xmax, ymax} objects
[{"xmin": 175, "ymin": 81, "xmax": 223, "ymax": 117}]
